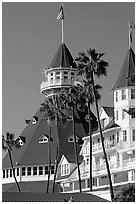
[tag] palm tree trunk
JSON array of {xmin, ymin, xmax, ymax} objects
[
  {"xmin": 52, "ymin": 144, "xmax": 59, "ymax": 193},
  {"xmin": 88, "ymin": 101, "xmax": 92, "ymax": 191},
  {"xmin": 52, "ymin": 116, "xmax": 60, "ymax": 193},
  {"xmin": 72, "ymin": 102, "xmax": 82, "ymax": 193},
  {"xmin": 8, "ymin": 149, "xmax": 21, "ymax": 192},
  {"xmin": 47, "ymin": 126, "xmax": 52, "ymax": 193},
  {"xmin": 91, "ymin": 73, "xmax": 114, "ymax": 201}
]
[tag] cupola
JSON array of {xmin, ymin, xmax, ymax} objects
[{"xmin": 40, "ymin": 43, "xmax": 80, "ymax": 97}]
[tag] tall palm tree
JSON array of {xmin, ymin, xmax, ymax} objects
[
  {"xmin": 2, "ymin": 132, "xmax": 21, "ymax": 192},
  {"xmin": 40, "ymin": 99, "xmax": 55, "ymax": 193},
  {"xmin": 40, "ymin": 95, "xmax": 70, "ymax": 193},
  {"xmin": 75, "ymin": 48, "xmax": 114, "ymax": 201},
  {"xmin": 75, "ymin": 82, "xmax": 101, "ymax": 191},
  {"xmin": 67, "ymin": 87, "xmax": 82, "ymax": 193}
]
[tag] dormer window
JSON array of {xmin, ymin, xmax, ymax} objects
[
  {"xmin": 19, "ymin": 139, "xmax": 24, "ymax": 146},
  {"xmin": 38, "ymin": 134, "xmax": 48, "ymax": 143},
  {"xmin": 68, "ymin": 136, "xmax": 78, "ymax": 143}
]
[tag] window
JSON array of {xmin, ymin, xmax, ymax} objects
[
  {"xmin": 132, "ymin": 129, "xmax": 135, "ymax": 141},
  {"xmin": 101, "ymin": 118, "xmax": 106, "ymax": 128},
  {"xmin": 39, "ymin": 166, "xmax": 43, "ymax": 175},
  {"xmin": 116, "ymin": 110, "xmax": 118, "ymax": 120},
  {"xmin": 45, "ymin": 166, "xmax": 48, "ymax": 175},
  {"xmin": 61, "ymin": 163, "xmax": 69, "ymax": 176},
  {"xmin": 64, "ymin": 75, "xmax": 68, "ymax": 80},
  {"xmin": 71, "ymin": 72, "xmax": 74, "ymax": 76},
  {"xmin": 17, "ymin": 168, "xmax": 19, "ymax": 176},
  {"xmin": 131, "ymin": 109, "xmax": 135, "ymax": 118},
  {"xmin": 27, "ymin": 167, "xmax": 31, "ymax": 176},
  {"xmin": 33, "ymin": 167, "xmax": 37, "ymax": 176},
  {"xmin": 121, "ymin": 89, "xmax": 126, "ymax": 100},
  {"xmin": 22, "ymin": 167, "xmax": 26, "ymax": 176},
  {"xmin": 10, "ymin": 169, "xmax": 12, "ymax": 177},
  {"xmin": 97, "ymin": 138, "xmax": 100, "ymax": 143},
  {"xmin": 115, "ymin": 91, "xmax": 118, "ymax": 102},
  {"xmin": 123, "ymin": 130, "xmax": 127, "ymax": 142},
  {"xmin": 56, "ymin": 75, "xmax": 60, "ymax": 80},
  {"xmin": 71, "ymin": 72, "xmax": 74, "ymax": 81},
  {"xmin": 64, "ymin": 71, "xmax": 68, "ymax": 75},
  {"xmin": 6, "ymin": 169, "xmax": 9, "ymax": 178},
  {"xmin": 86, "ymin": 158, "xmax": 89, "ymax": 165},
  {"xmin": 122, "ymin": 109, "xmax": 126, "ymax": 120},
  {"xmin": 50, "ymin": 73, "xmax": 53, "ymax": 83},
  {"xmin": 51, "ymin": 166, "xmax": 54, "ymax": 174},
  {"xmin": 117, "ymin": 132, "xmax": 119, "ymax": 143},
  {"xmin": 131, "ymin": 89, "xmax": 135, "ymax": 99},
  {"xmin": 131, "ymin": 170, "xmax": 135, "ymax": 181},
  {"xmin": 3, "ymin": 170, "xmax": 5, "ymax": 178}
]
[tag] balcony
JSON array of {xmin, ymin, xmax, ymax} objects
[
  {"xmin": 81, "ymin": 157, "xmax": 135, "ymax": 176},
  {"xmin": 40, "ymin": 79, "xmax": 81, "ymax": 93},
  {"xmin": 93, "ymin": 141, "xmax": 115, "ymax": 153}
]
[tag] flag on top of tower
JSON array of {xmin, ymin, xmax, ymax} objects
[{"xmin": 57, "ymin": 4, "xmax": 64, "ymax": 20}]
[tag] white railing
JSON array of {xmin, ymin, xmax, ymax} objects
[
  {"xmin": 41, "ymin": 79, "xmax": 81, "ymax": 92},
  {"xmin": 93, "ymin": 141, "xmax": 115, "ymax": 152},
  {"xmin": 122, "ymin": 157, "xmax": 135, "ymax": 167},
  {"xmin": 81, "ymin": 158, "xmax": 135, "ymax": 175}
]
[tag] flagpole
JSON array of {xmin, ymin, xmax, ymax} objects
[
  {"xmin": 128, "ymin": 21, "xmax": 130, "ymax": 49},
  {"xmin": 62, "ymin": 18, "xmax": 64, "ymax": 43}
]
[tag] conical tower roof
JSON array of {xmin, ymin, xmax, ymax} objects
[
  {"xmin": 48, "ymin": 43, "xmax": 76, "ymax": 69},
  {"xmin": 112, "ymin": 48, "xmax": 135, "ymax": 90}
]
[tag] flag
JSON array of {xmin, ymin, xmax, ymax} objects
[{"xmin": 57, "ymin": 5, "xmax": 64, "ymax": 20}]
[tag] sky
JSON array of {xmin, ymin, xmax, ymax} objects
[{"xmin": 2, "ymin": 2, "xmax": 135, "ymax": 140}]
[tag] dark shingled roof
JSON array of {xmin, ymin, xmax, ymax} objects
[
  {"xmin": 3, "ymin": 105, "xmax": 97, "ymax": 168},
  {"xmin": 48, "ymin": 43, "xmax": 76, "ymax": 69},
  {"xmin": 112, "ymin": 48, "xmax": 135, "ymax": 90},
  {"xmin": 2, "ymin": 181, "xmax": 62, "ymax": 193},
  {"xmin": 93, "ymin": 118, "xmax": 120, "ymax": 135},
  {"xmin": 102, "ymin": 106, "xmax": 114, "ymax": 118},
  {"xmin": 2, "ymin": 192, "xmax": 108, "ymax": 202}
]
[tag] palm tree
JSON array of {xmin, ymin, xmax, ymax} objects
[
  {"xmin": 75, "ymin": 82, "xmax": 100, "ymax": 191},
  {"xmin": 75, "ymin": 48, "xmax": 114, "ymax": 201},
  {"xmin": 40, "ymin": 95, "xmax": 71, "ymax": 193},
  {"xmin": 113, "ymin": 184, "xmax": 135, "ymax": 202},
  {"xmin": 2, "ymin": 132, "xmax": 21, "ymax": 192},
  {"xmin": 66, "ymin": 87, "xmax": 82, "ymax": 193},
  {"xmin": 40, "ymin": 99, "xmax": 55, "ymax": 193}
]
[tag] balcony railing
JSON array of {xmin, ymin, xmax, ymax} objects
[
  {"xmin": 41, "ymin": 79, "xmax": 81, "ymax": 92},
  {"xmin": 93, "ymin": 141, "xmax": 115, "ymax": 152},
  {"xmin": 122, "ymin": 157, "xmax": 135, "ymax": 167},
  {"xmin": 82, "ymin": 158, "xmax": 135, "ymax": 175}
]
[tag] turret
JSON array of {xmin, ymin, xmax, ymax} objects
[{"xmin": 40, "ymin": 43, "xmax": 80, "ymax": 97}]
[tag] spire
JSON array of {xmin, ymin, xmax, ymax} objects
[
  {"xmin": 112, "ymin": 48, "xmax": 135, "ymax": 90},
  {"xmin": 48, "ymin": 43, "xmax": 76, "ymax": 69}
]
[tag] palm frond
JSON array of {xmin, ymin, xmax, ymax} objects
[
  {"xmin": 95, "ymin": 60, "xmax": 108, "ymax": 77},
  {"xmin": 94, "ymin": 84, "xmax": 102, "ymax": 90}
]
